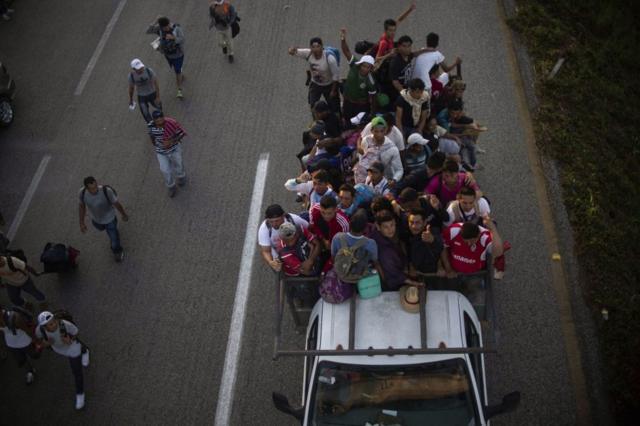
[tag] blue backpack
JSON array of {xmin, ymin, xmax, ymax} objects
[{"xmin": 324, "ymin": 46, "xmax": 341, "ymax": 67}]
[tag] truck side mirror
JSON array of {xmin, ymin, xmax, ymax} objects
[
  {"xmin": 272, "ymin": 392, "xmax": 304, "ymax": 423},
  {"xmin": 484, "ymin": 391, "xmax": 521, "ymax": 420}
]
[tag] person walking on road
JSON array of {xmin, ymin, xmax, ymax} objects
[
  {"xmin": 147, "ymin": 111, "xmax": 187, "ymax": 198},
  {"xmin": 208, "ymin": 0, "xmax": 239, "ymax": 63},
  {"xmin": 36, "ymin": 311, "xmax": 90, "ymax": 411},
  {"xmin": 0, "ymin": 255, "xmax": 46, "ymax": 311},
  {"xmin": 147, "ymin": 16, "xmax": 185, "ymax": 98},
  {"xmin": 78, "ymin": 177, "xmax": 129, "ymax": 262},
  {"xmin": 1, "ymin": 307, "xmax": 37, "ymax": 384},
  {"xmin": 128, "ymin": 58, "xmax": 162, "ymax": 123}
]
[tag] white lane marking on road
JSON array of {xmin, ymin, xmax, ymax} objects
[
  {"xmin": 7, "ymin": 155, "xmax": 51, "ymax": 241},
  {"xmin": 215, "ymin": 153, "xmax": 270, "ymax": 426},
  {"xmin": 74, "ymin": 0, "xmax": 127, "ymax": 96}
]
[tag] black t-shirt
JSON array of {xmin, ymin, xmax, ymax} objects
[
  {"xmin": 395, "ymin": 96, "xmax": 429, "ymax": 128},
  {"xmin": 320, "ymin": 113, "xmax": 342, "ymax": 138},
  {"xmin": 389, "ymin": 54, "xmax": 413, "ymax": 88}
]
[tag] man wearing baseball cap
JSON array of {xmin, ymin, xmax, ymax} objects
[
  {"xmin": 36, "ymin": 311, "xmax": 90, "ymax": 411},
  {"xmin": 340, "ymin": 28, "xmax": 378, "ymax": 120},
  {"xmin": 128, "ymin": 58, "xmax": 162, "ymax": 123}
]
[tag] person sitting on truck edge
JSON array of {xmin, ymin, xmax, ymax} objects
[
  {"xmin": 276, "ymin": 222, "xmax": 322, "ymax": 278},
  {"xmin": 258, "ymin": 204, "xmax": 309, "ymax": 272}
]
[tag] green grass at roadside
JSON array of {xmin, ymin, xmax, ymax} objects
[{"xmin": 508, "ymin": 0, "xmax": 640, "ymax": 422}]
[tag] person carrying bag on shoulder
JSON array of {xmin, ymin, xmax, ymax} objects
[{"xmin": 208, "ymin": 0, "xmax": 240, "ymax": 63}]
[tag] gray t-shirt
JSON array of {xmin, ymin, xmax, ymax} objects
[
  {"xmin": 128, "ymin": 67, "xmax": 156, "ymax": 97},
  {"xmin": 79, "ymin": 186, "xmax": 117, "ymax": 225}
]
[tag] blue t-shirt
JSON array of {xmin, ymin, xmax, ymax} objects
[{"xmin": 331, "ymin": 232, "xmax": 378, "ymax": 262}]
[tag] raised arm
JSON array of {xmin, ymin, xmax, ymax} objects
[
  {"xmin": 340, "ymin": 28, "xmax": 352, "ymax": 61},
  {"xmin": 396, "ymin": 1, "xmax": 416, "ymax": 23}
]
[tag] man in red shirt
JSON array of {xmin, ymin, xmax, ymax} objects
[
  {"xmin": 276, "ymin": 223, "xmax": 321, "ymax": 277},
  {"xmin": 309, "ymin": 194, "xmax": 349, "ymax": 252},
  {"xmin": 375, "ymin": 2, "xmax": 417, "ymax": 60},
  {"xmin": 441, "ymin": 217, "xmax": 503, "ymax": 277}
]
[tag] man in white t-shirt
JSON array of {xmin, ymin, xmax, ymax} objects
[
  {"xmin": 289, "ymin": 37, "xmax": 340, "ymax": 113},
  {"xmin": 258, "ymin": 204, "xmax": 309, "ymax": 272},
  {"xmin": 36, "ymin": 311, "xmax": 90, "ymax": 411},
  {"xmin": 1, "ymin": 308, "xmax": 36, "ymax": 384},
  {"xmin": 412, "ymin": 32, "xmax": 461, "ymax": 93}
]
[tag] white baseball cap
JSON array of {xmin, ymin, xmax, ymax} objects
[
  {"xmin": 38, "ymin": 311, "xmax": 54, "ymax": 326},
  {"xmin": 407, "ymin": 133, "xmax": 429, "ymax": 146},
  {"xmin": 130, "ymin": 58, "xmax": 145, "ymax": 70},
  {"xmin": 355, "ymin": 55, "xmax": 375, "ymax": 66}
]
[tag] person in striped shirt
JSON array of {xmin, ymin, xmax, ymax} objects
[{"xmin": 147, "ymin": 111, "xmax": 187, "ymax": 197}]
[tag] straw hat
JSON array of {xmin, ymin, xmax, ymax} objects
[{"xmin": 399, "ymin": 285, "xmax": 421, "ymax": 314}]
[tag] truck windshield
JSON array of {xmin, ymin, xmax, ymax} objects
[{"xmin": 309, "ymin": 358, "xmax": 479, "ymax": 426}]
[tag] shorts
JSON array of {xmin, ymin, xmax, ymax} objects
[{"xmin": 166, "ymin": 55, "xmax": 184, "ymax": 74}]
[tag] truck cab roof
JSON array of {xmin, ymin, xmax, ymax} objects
[{"xmin": 313, "ymin": 290, "xmax": 480, "ymax": 365}]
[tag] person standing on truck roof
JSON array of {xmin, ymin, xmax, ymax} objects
[
  {"xmin": 340, "ymin": 28, "xmax": 378, "ymax": 120},
  {"xmin": 412, "ymin": 32, "xmax": 461, "ymax": 95},
  {"xmin": 289, "ymin": 37, "xmax": 341, "ymax": 114},
  {"xmin": 375, "ymin": 1, "xmax": 416, "ymax": 60},
  {"xmin": 78, "ymin": 176, "xmax": 129, "ymax": 262}
]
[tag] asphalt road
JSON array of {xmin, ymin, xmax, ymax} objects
[{"xmin": 0, "ymin": 1, "xmax": 606, "ymax": 425}]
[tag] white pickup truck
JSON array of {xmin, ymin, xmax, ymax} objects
[{"xmin": 272, "ymin": 288, "xmax": 519, "ymax": 425}]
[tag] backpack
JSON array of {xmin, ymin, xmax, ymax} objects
[
  {"xmin": 325, "ymin": 46, "xmax": 341, "ymax": 67},
  {"xmin": 2, "ymin": 310, "xmax": 18, "ymax": 335},
  {"xmin": 80, "ymin": 185, "xmax": 117, "ymax": 206},
  {"xmin": 319, "ymin": 268, "xmax": 354, "ymax": 304},
  {"xmin": 333, "ymin": 234, "xmax": 371, "ymax": 283}
]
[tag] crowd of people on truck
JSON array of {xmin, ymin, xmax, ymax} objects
[
  {"xmin": 0, "ymin": 0, "xmax": 511, "ymax": 414},
  {"xmin": 0, "ymin": 0, "xmax": 240, "ymax": 411},
  {"xmin": 260, "ymin": 2, "xmax": 509, "ymax": 307}
]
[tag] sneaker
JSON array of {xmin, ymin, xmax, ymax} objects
[
  {"xmin": 26, "ymin": 371, "xmax": 35, "ymax": 385},
  {"xmin": 6, "ymin": 8, "xmax": 15, "ymax": 14},
  {"xmin": 2, "ymin": 14, "xmax": 11, "ymax": 21},
  {"xmin": 228, "ymin": 54, "xmax": 234, "ymax": 63},
  {"xmin": 476, "ymin": 147, "xmax": 487, "ymax": 154},
  {"xmin": 82, "ymin": 350, "xmax": 90, "ymax": 367},
  {"xmin": 222, "ymin": 47, "xmax": 228, "ymax": 54},
  {"xmin": 177, "ymin": 176, "xmax": 186, "ymax": 187},
  {"xmin": 168, "ymin": 186, "xmax": 177, "ymax": 198},
  {"xmin": 494, "ymin": 270, "xmax": 505, "ymax": 280},
  {"xmin": 75, "ymin": 393, "xmax": 85, "ymax": 410},
  {"xmin": 114, "ymin": 250, "xmax": 125, "ymax": 262},
  {"xmin": 176, "ymin": 89, "xmax": 183, "ymax": 99}
]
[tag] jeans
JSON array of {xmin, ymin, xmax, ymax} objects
[
  {"xmin": 6, "ymin": 277, "xmax": 46, "ymax": 307},
  {"xmin": 69, "ymin": 352, "xmax": 85, "ymax": 394},
  {"xmin": 138, "ymin": 92, "xmax": 162, "ymax": 123},
  {"xmin": 92, "ymin": 218, "xmax": 123, "ymax": 254},
  {"xmin": 216, "ymin": 27, "xmax": 234, "ymax": 55},
  {"xmin": 459, "ymin": 136, "xmax": 477, "ymax": 168},
  {"xmin": 156, "ymin": 145, "xmax": 186, "ymax": 188}
]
